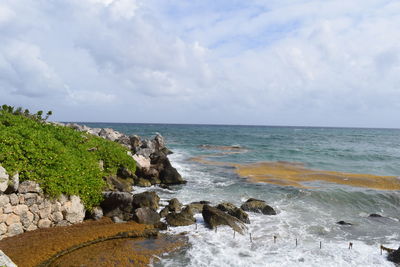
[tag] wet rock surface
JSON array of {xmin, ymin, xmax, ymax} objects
[{"xmin": 240, "ymin": 198, "xmax": 276, "ymax": 215}]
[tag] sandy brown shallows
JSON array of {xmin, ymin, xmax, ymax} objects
[{"xmin": 0, "ymin": 217, "xmax": 185, "ymax": 267}]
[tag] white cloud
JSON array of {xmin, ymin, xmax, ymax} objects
[{"xmin": 0, "ymin": 0, "xmax": 399, "ymax": 127}]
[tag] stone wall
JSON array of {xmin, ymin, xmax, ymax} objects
[{"xmin": 0, "ymin": 166, "xmax": 85, "ymax": 240}]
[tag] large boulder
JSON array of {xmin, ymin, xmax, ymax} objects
[
  {"xmin": 240, "ymin": 198, "xmax": 276, "ymax": 215},
  {"xmin": 216, "ymin": 202, "xmax": 250, "ymax": 224},
  {"xmin": 132, "ymin": 191, "xmax": 160, "ymax": 211},
  {"xmin": 166, "ymin": 206, "xmax": 196, "ymax": 227},
  {"xmin": 133, "ymin": 207, "xmax": 160, "ymax": 225},
  {"xmin": 151, "ymin": 154, "xmax": 186, "ymax": 185},
  {"xmin": 132, "ymin": 154, "xmax": 151, "ymax": 170},
  {"xmin": 62, "ymin": 196, "xmax": 85, "ymax": 224},
  {"xmin": 101, "ymin": 191, "xmax": 134, "ymax": 221},
  {"xmin": 0, "ymin": 166, "xmax": 9, "ymax": 193},
  {"xmin": 202, "ymin": 205, "xmax": 247, "ymax": 234}
]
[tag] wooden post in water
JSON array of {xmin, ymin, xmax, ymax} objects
[
  {"xmin": 195, "ymin": 223, "xmax": 197, "ymax": 230},
  {"xmin": 215, "ymin": 226, "xmax": 217, "ymax": 233},
  {"xmin": 250, "ymin": 233, "xmax": 253, "ymax": 243},
  {"xmin": 320, "ymin": 241, "xmax": 322, "ymax": 249},
  {"xmin": 349, "ymin": 242, "xmax": 353, "ymax": 250},
  {"xmin": 274, "ymin": 236, "xmax": 277, "ymax": 244},
  {"xmin": 233, "ymin": 231, "xmax": 235, "ymax": 239},
  {"xmin": 296, "ymin": 238, "xmax": 298, "ymax": 247},
  {"xmin": 381, "ymin": 245, "xmax": 383, "ymax": 255}
]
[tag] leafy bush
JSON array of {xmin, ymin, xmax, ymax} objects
[{"xmin": 0, "ymin": 107, "xmax": 136, "ymax": 209}]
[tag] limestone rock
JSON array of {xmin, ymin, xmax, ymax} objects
[
  {"xmin": 9, "ymin": 194, "xmax": 18, "ymax": 206},
  {"xmin": 0, "ymin": 224, "xmax": 7, "ymax": 235},
  {"xmin": 132, "ymin": 191, "xmax": 160, "ymax": 211},
  {"xmin": 62, "ymin": 196, "xmax": 85, "ymax": 224},
  {"xmin": 23, "ymin": 193, "xmax": 38, "ymax": 206},
  {"xmin": 202, "ymin": 205, "xmax": 247, "ymax": 234},
  {"xmin": 151, "ymin": 154, "xmax": 186, "ymax": 185},
  {"xmin": 132, "ymin": 154, "xmax": 151, "ymax": 170},
  {"xmin": 132, "ymin": 207, "xmax": 160, "ymax": 225},
  {"xmin": 50, "ymin": 212, "xmax": 64, "ymax": 223},
  {"xmin": 217, "ymin": 202, "xmax": 250, "ymax": 224},
  {"xmin": 5, "ymin": 214, "xmax": 20, "ymax": 226},
  {"xmin": 18, "ymin": 181, "xmax": 42, "ymax": 194},
  {"xmin": 0, "ymin": 195, "xmax": 10, "ymax": 207},
  {"xmin": 12, "ymin": 204, "xmax": 29, "ymax": 216},
  {"xmin": 26, "ymin": 224, "xmax": 38, "ymax": 231},
  {"xmin": 240, "ymin": 198, "xmax": 276, "ymax": 215},
  {"xmin": 0, "ymin": 215, "xmax": 6, "ymax": 224},
  {"xmin": 39, "ymin": 205, "xmax": 52, "ymax": 219},
  {"xmin": 7, "ymin": 223, "xmax": 23, "ymax": 236},
  {"xmin": 20, "ymin": 211, "xmax": 34, "ymax": 228},
  {"xmin": 0, "ymin": 166, "xmax": 9, "ymax": 193},
  {"xmin": 99, "ymin": 128, "xmax": 123, "ymax": 141},
  {"xmin": 38, "ymin": 218, "xmax": 52, "ymax": 228},
  {"xmin": 0, "ymin": 250, "xmax": 18, "ymax": 267},
  {"xmin": 3, "ymin": 204, "xmax": 12, "ymax": 214}
]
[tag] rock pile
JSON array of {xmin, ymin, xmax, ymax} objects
[
  {"xmin": 65, "ymin": 123, "xmax": 186, "ymax": 190},
  {"xmin": 0, "ymin": 166, "xmax": 85, "ymax": 240}
]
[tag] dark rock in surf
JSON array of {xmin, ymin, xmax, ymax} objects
[
  {"xmin": 202, "ymin": 205, "xmax": 246, "ymax": 234},
  {"xmin": 370, "ymin": 214, "xmax": 382, "ymax": 218},
  {"xmin": 240, "ymin": 198, "xmax": 276, "ymax": 215},
  {"xmin": 168, "ymin": 198, "xmax": 182, "ymax": 213},
  {"xmin": 216, "ymin": 202, "xmax": 250, "ymax": 224},
  {"xmin": 336, "ymin": 220, "xmax": 352, "ymax": 226},
  {"xmin": 187, "ymin": 201, "xmax": 211, "ymax": 213},
  {"xmin": 388, "ymin": 246, "xmax": 400, "ymax": 263},
  {"xmin": 166, "ymin": 206, "xmax": 196, "ymax": 227}
]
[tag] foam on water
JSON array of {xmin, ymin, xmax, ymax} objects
[{"xmin": 152, "ymin": 149, "xmax": 397, "ymax": 267}]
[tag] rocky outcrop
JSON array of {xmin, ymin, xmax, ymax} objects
[
  {"xmin": 240, "ymin": 198, "xmax": 276, "ymax": 215},
  {"xmin": 202, "ymin": 205, "xmax": 247, "ymax": 234},
  {"xmin": 166, "ymin": 206, "xmax": 196, "ymax": 227},
  {"xmin": 216, "ymin": 202, "xmax": 250, "ymax": 224},
  {"xmin": 0, "ymin": 179, "xmax": 85, "ymax": 240},
  {"xmin": 66, "ymin": 123, "xmax": 186, "ymax": 189}
]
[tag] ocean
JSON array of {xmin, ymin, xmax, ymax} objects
[{"xmin": 84, "ymin": 123, "xmax": 400, "ymax": 267}]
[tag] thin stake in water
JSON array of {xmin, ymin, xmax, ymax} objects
[
  {"xmin": 274, "ymin": 236, "xmax": 277, "ymax": 244},
  {"xmin": 233, "ymin": 231, "xmax": 235, "ymax": 239},
  {"xmin": 349, "ymin": 242, "xmax": 353, "ymax": 250},
  {"xmin": 320, "ymin": 241, "xmax": 322, "ymax": 249},
  {"xmin": 296, "ymin": 238, "xmax": 298, "ymax": 247},
  {"xmin": 250, "ymin": 233, "xmax": 253, "ymax": 243}
]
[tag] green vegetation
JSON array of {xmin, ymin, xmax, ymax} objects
[{"xmin": 0, "ymin": 105, "xmax": 136, "ymax": 209}]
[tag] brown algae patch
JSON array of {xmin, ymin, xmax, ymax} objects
[
  {"xmin": 49, "ymin": 234, "xmax": 188, "ymax": 267},
  {"xmin": 191, "ymin": 154, "xmax": 400, "ymax": 190},
  {"xmin": 236, "ymin": 161, "xmax": 400, "ymax": 190},
  {"xmin": 0, "ymin": 217, "xmax": 183, "ymax": 267}
]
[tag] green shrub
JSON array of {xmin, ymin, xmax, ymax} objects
[{"xmin": 0, "ymin": 107, "xmax": 136, "ymax": 209}]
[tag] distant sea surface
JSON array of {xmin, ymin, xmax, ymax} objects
[{"xmin": 84, "ymin": 123, "xmax": 400, "ymax": 267}]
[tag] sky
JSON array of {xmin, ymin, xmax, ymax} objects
[{"xmin": 0, "ymin": 0, "xmax": 400, "ymax": 128}]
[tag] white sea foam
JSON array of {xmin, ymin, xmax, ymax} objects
[{"xmin": 155, "ymin": 149, "xmax": 397, "ymax": 267}]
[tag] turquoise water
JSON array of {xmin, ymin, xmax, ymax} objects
[{"xmin": 84, "ymin": 123, "xmax": 400, "ymax": 266}]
